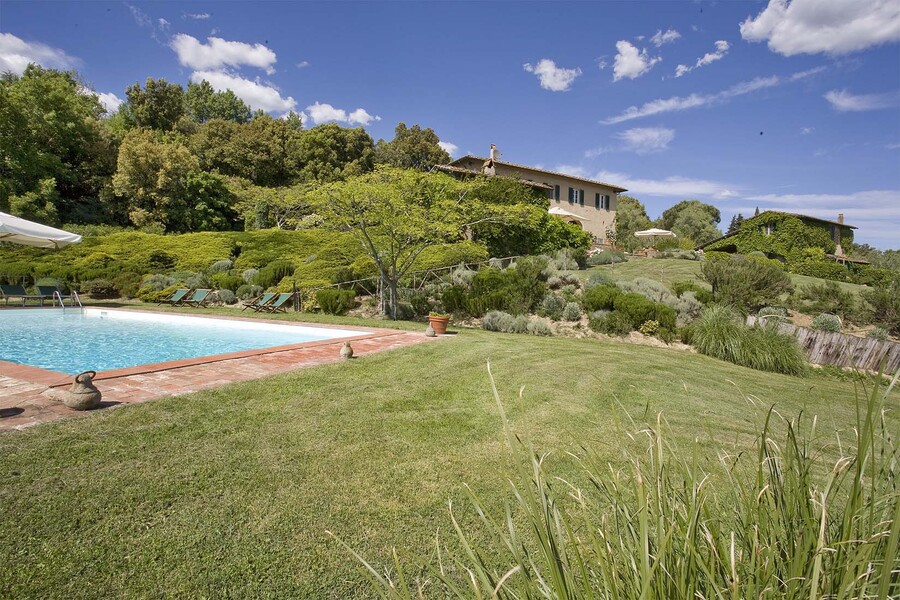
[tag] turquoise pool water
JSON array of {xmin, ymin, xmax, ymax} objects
[{"xmin": 0, "ymin": 309, "xmax": 360, "ymax": 374}]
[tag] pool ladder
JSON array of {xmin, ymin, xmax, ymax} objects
[{"xmin": 54, "ymin": 290, "xmax": 84, "ymax": 313}]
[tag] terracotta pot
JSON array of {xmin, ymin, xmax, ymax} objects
[{"xmin": 428, "ymin": 315, "xmax": 450, "ymax": 335}]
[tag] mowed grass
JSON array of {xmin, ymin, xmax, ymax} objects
[
  {"xmin": 582, "ymin": 257, "xmax": 870, "ymax": 296},
  {"xmin": 1, "ymin": 320, "xmax": 896, "ymax": 598}
]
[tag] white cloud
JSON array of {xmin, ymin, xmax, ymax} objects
[
  {"xmin": 97, "ymin": 92, "xmax": 123, "ymax": 113},
  {"xmin": 824, "ymin": 89, "xmax": 898, "ymax": 112},
  {"xmin": 158, "ymin": 18, "xmax": 170, "ymax": 29},
  {"xmin": 741, "ymin": 190, "xmax": 900, "ymax": 247},
  {"xmin": 675, "ymin": 40, "xmax": 730, "ymax": 77},
  {"xmin": 603, "ymin": 68, "xmax": 822, "ymax": 124},
  {"xmin": 190, "ymin": 70, "xmax": 296, "ymax": 112},
  {"xmin": 438, "ymin": 141, "xmax": 459, "ymax": 156},
  {"xmin": 305, "ymin": 102, "xmax": 380, "ymax": 126},
  {"xmin": 555, "ymin": 165, "xmax": 589, "ymax": 178},
  {"xmin": 617, "ymin": 127, "xmax": 675, "ymax": 154},
  {"xmin": 801, "ymin": 127, "xmax": 814, "ymax": 135},
  {"xmin": 740, "ymin": 0, "xmax": 900, "ymax": 56},
  {"xmin": 296, "ymin": 60, "xmax": 310, "ymax": 69},
  {"xmin": 613, "ymin": 41, "xmax": 661, "ymax": 81},
  {"xmin": 522, "ymin": 59, "xmax": 582, "ymax": 91},
  {"xmin": 887, "ymin": 142, "xmax": 900, "ymax": 150},
  {"xmin": 596, "ymin": 170, "xmax": 738, "ymax": 199},
  {"xmin": 185, "ymin": 13, "xmax": 211, "ymax": 20},
  {"xmin": 171, "ymin": 34, "xmax": 278, "ymax": 74},
  {"xmin": 651, "ymin": 28, "xmax": 681, "ymax": 47},
  {"xmin": 0, "ymin": 33, "xmax": 80, "ymax": 74}
]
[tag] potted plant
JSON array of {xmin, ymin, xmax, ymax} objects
[{"xmin": 427, "ymin": 312, "xmax": 450, "ymax": 335}]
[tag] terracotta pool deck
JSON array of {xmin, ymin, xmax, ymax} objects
[{"xmin": 0, "ymin": 309, "xmax": 434, "ymax": 432}]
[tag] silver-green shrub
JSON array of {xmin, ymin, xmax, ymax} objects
[
  {"xmin": 811, "ymin": 313, "xmax": 842, "ymax": 332},
  {"xmin": 241, "ymin": 268, "xmax": 259, "ymax": 284},
  {"xmin": 538, "ymin": 293, "xmax": 565, "ymax": 320},
  {"xmin": 210, "ymin": 259, "xmax": 233, "ymax": 273},
  {"xmin": 140, "ymin": 274, "xmax": 176, "ymax": 292},
  {"xmin": 562, "ymin": 302, "xmax": 582, "ymax": 321},
  {"xmin": 868, "ymin": 326, "xmax": 889, "ymax": 342},
  {"xmin": 214, "ymin": 289, "xmax": 237, "ymax": 304},
  {"xmin": 758, "ymin": 306, "xmax": 788, "ymax": 318},
  {"xmin": 526, "ymin": 317, "xmax": 552, "ymax": 336}
]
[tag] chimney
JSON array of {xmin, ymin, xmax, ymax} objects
[{"xmin": 837, "ymin": 213, "xmax": 844, "ymax": 224}]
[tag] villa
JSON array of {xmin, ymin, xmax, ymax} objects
[{"xmin": 436, "ymin": 145, "xmax": 627, "ymax": 245}]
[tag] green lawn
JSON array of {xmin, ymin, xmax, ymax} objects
[{"xmin": 1, "ymin": 314, "xmax": 896, "ymax": 598}]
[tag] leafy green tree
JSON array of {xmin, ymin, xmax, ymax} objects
[
  {"xmin": 615, "ymin": 196, "xmax": 652, "ymax": 251},
  {"xmin": 313, "ymin": 167, "xmax": 487, "ymax": 318},
  {"xmin": 298, "ymin": 123, "xmax": 375, "ymax": 182},
  {"xmin": 182, "ymin": 172, "xmax": 240, "ymax": 231},
  {"xmin": 228, "ymin": 179, "xmax": 314, "ymax": 230},
  {"xmin": 185, "ymin": 80, "xmax": 252, "ymax": 124},
  {"xmin": 0, "ymin": 65, "xmax": 116, "ymax": 221},
  {"xmin": 7, "ymin": 178, "xmax": 60, "ymax": 225},
  {"xmin": 374, "ymin": 122, "xmax": 451, "ymax": 170},
  {"xmin": 125, "ymin": 78, "xmax": 185, "ymax": 131},
  {"xmin": 668, "ymin": 203, "xmax": 722, "ymax": 245},
  {"xmin": 112, "ymin": 129, "xmax": 199, "ymax": 230}
]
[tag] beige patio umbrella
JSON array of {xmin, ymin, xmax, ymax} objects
[{"xmin": 0, "ymin": 211, "xmax": 82, "ymax": 249}]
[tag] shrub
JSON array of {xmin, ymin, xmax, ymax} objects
[
  {"xmin": 587, "ymin": 250, "xmax": 626, "ymax": 266},
  {"xmin": 639, "ymin": 320, "xmax": 660, "ymax": 336},
  {"xmin": 582, "ymin": 284, "xmax": 621, "ymax": 312},
  {"xmin": 209, "ymin": 259, "xmax": 233, "ymax": 273},
  {"xmin": 678, "ymin": 324, "xmax": 695, "ymax": 345},
  {"xmin": 792, "ymin": 281, "xmax": 858, "ymax": 322},
  {"xmin": 112, "ymin": 272, "xmax": 142, "ymax": 298},
  {"xmin": 449, "ymin": 266, "xmax": 476, "ymax": 288},
  {"xmin": 440, "ymin": 285, "xmax": 467, "ymax": 313},
  {"xmin": 242, "ymin": 268, "xmax": 259, "ymax": 283},
  {"xmin": 184, "ymin": 273, "xmax": 212, "ymax": 290},
  {"xmin": 562, "ymin": 302, "xmax": 582, "ymax": 322},
  {"xmin": 146, "ymin": 250, "xmax": 176, "ymax": 272},
  {"xmin": 79, "ymin": 279, "xmax": 119, "ymax": 299},
  {"xmin": 701, "ymin": 254, "xmax": 793, "ymax": 313},
  {"xmin": 315, "ymin": 289, "xmax": 356, "ymax": 315},
  {"xmin": 215, "ymin": 289, "xmax": 237, "ymax": 305},
  {"xmin": 592, "ymin": 311, "xmax": 633, "ymax": 336},
  {"xmin": 255, "ymin": 260, "xmax": 296, "ymax": 289},
  {"xmin": 538, "ymin": 293, "xmax": 565, "ymax": 320},
  {"xmin": 758, "ymin": 306, "xmax": 788, "ymax": 318},
  {"xmin": 482, "ymin": 311, "xmax": 528, "ymax": 334},
  {"xmin": 141, "ymin": 274, "xmax": 177, "ymax": 292},
  {"xmin": 548, "ymin": 249, "xmax": 581, "ymax": 271},
  {"xmin": 868, "ymin": 326, "xmax": 889, "ymax": 342},
  {"xmin": 811, "ymin": 313, "xmax": 842, "ymax": 333},
  {"xmin": 212, "ymin": 273, "xmax": 245, "ymax": 292},
  {"xmin": 236, "ymin": 284, "xmax": 263, "ymax": 300},
  {"xmin": 547, "ymin": 272, "xmax": 580, "ymax": 290},
  {"xmin": 693, "ymin": 305, "xmax": 807, "ymax": 375},
  {"xmin": 672, "ymin": 281, "xmax": 713, "ymax": 304},
  {"xmin": 658, "ymin": 327, "xmax": 676, "ymax": 344},
  {"xmin": 613, "ymin": 293, "xmax": 676, "ymax": 331},
  {"xmin": 864, "ymin": 281, "xmax": 900, "ymax": 335},
  {"xmin": 586, "ymin": 272, "xmax": 615, "ymax": 288},
  {"xmin": 526, "ymin": 317, "xmax": 553, "ymax": 336}
]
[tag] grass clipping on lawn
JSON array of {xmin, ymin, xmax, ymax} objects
[{"xmin": 334, "ymin": 364, "xmax": 900, "ymax": 599}]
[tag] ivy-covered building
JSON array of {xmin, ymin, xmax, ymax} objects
[{"xmin": 698, "ymin": 211, "xmax": 861, "ymax": 265}]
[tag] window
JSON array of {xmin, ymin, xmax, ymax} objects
[
  {"xmin": 578, "ymin": 189, "xmax": 584, "ymax": 206},
  {"xmin": 554, "ymin": 185, "xmax": 560, "ymax": 201},
  {"xmin": 595, "ymin": 192, "xmax": 601, "ymax": 209},
  {"xmin": 604, "ymin": 194, "xmax": 611, "ymax": 210},
  {"xmin": 568, "ymin": 187, "xmax": 575, "ymax": 204}
]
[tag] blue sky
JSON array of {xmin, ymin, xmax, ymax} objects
[{"xmin": 2, "ymin": 0, "xmax": 899, "ymax": 247}]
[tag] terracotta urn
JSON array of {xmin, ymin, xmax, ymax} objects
[
  {"xmin": 427, "ymin": 314, "xmax": 450, "ymax": 335},
  {"xmin": 63, "ymin": 371, "xmax": 102, "ymax": 411},
  {"xmin": 340, "ymin": 341, "xmax": 354, "ymax": 359}
]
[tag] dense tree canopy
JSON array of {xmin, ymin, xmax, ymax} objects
[
  {"xmin": 615, "ymin": 196, "xmax": 653, "ymax": 251},
  {"xmin": 374, "ymin": 122, "xmax": 450, "ymax": 170},
  {"xmin": 124, "ymin": 78, "xmax": 186, "ymax": 131},
  {"xmin": 184, "ymin": 81, "xmax": 253, "ymax": 124},
  {"xmin": 298, "ymin": 124, "xmax": 375, "ymax": 183}
]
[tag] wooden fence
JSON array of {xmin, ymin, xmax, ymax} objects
[{"xmin": 747, "ymin": 316, "xmax": 900, "ymax": 373}]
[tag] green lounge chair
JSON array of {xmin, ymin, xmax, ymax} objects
[
  {"xmin": 158, "ymin": 288, "xmax": 191, "ymax": 306},
  {"xmin": 0, "ymin": 284, "xmax": 43, "ymax": 306},
  {"xmin": 36, "ymin": 285, "xmax": 73, "ymax": 306},
  {"xmin": 241, "ymin": 292, "xmax": 276, "ymax": 312},
  {"xmin": 259, "ymin": 292, "xmax": 294, "ymax": 313},
  {"xmin": 180, "ymin": 288, "xmax": 211, "ymax": 307}
]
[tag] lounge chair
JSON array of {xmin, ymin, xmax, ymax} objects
[
  {"xmin": 241, "ymin": 292, "xmax": 276, "ymax": 312},
  {"xmin": 158, "ymin": 288, "xmax": 191, "ymax": 306},
  {"xmin": 180, "ymin": 288, "xmax": 211, "ymax": 308},
  {"xmin": 36, "ymin": 285, "xmax": 74, "ymax": 306},
  {"xmin": 258, "ymin": 292, "xmax": 294, "ymax": 313},
  {"xmin": 0, "ymin": 284, "xmax": 44, "ymax": 306}
]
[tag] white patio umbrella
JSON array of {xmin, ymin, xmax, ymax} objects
[
  {"xmin": 548, "ymin": 206, "xmax": 589, "ymax": 221},
  {"xmin": 634, "ymin": 228, "xmax": 677, "ymax": 281},
  {"xmin": 0, "ymin": 211, "xmax": 82, "ymax": 249}
]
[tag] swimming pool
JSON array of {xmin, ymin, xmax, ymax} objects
[{"xmin": 0, "ymin": 308, "xmax": 362, "ymax": 375}]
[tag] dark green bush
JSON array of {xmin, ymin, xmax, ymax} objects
[
  {"xmin": 587, "ymin": 250, "xmax": 626, "ymax": 266},
  {"xmin": 613, "ymin": 293, "xmax": 676, "ymax": 331},
  {"xmin": 440, "ymin": 285, "xmax": 467, "ymax": 313},
  {"xmin": 582, "ymin": 284, "xmax": 621, "ymax": 312},
  {"xmin": 678, "ymin": 325, "xmax": 695, "ymax": 345},
  {"xmin": 147, "ymin": 251, "xmax": 177, "ymax": 272},
  {"xmin": 791, "ymin": 281, "xmax": 859, "ymax": 323},
  {"xmin": 80, "ymin": 279, "xmax": 119, "ymax": 299},
  {"xmin": 590, "ymin": 311, "xmax": 633, "ymax": 336},
  {"xmin": 256, "ymin": 259, "xmax": 296, "ymax": 289},
  {"xmin": 672, "ymin": 281, "xmax": 713, "ymax": 304},
  {"xmin": 658, "ymin": 327, "xmax": 676, "ymax": 344},
  {"xmin": 112, "ymin": 272, "xmax": 142, "ymax": 298},
  {"xmin": 701, "ymin": 254, "xmax": 793, "ymax": 313},
  {"xmin": 212, "ymin": 273, "xmax": 245, "ymax": 292},
  {"xmin": 315, "ymin": 288, "xmax": 356, "ymax": 315},
  {"xmin": 864, "ymin": 281, "xmax": 900, "ymax": 335}
]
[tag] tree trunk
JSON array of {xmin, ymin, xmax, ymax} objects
[{"xmin": 389, "ymin": 278, "xmax": 399, "ymax": 320}]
